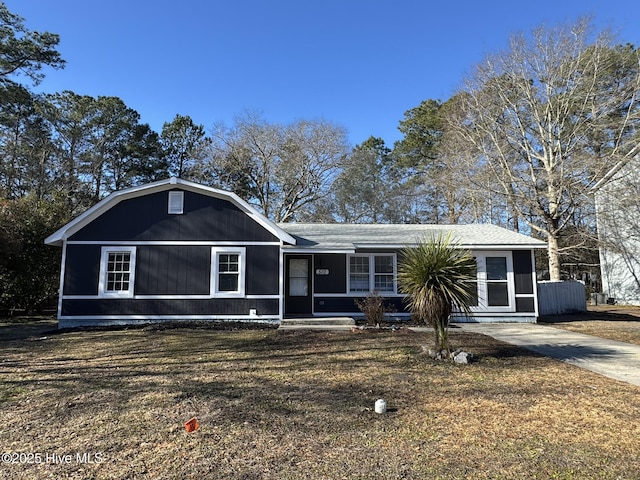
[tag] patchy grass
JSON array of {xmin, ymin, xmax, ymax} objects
[
  {"xmin": 0, "ymin": 321, "xmax": 639, "ymax": 479},
  {"xmin": 541, "ymin": 305, "xmax": 640, "ymax": 346}
]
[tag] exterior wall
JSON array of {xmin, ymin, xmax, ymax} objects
[
  {"xmin": 307, "ymin": 249, "xmax": 538, "ymax": 323},
  {"xmin": 58, "ymin": 189, "xmax": 282, "ymax": 327},
  {"xmin": 60, "ymin": 299, "xmax": 279, "ymax": 318},
  {"xmin": 53, "ymin": 184, "xmax": 542, "ymax": 326},
  {"xmin": 69, "ymin": 190, "xmax": 279, "ymax": 243},
  {"xmin": 312, "ymin": 251, "xmax": 406, "ymax": 316},
  {"xmin": 596, "ymin": 159, "xmax": 640, "ymax": 304}
]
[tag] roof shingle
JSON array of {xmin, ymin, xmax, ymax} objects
[{"xmin": 279, "ymin": 223, "xmax": 546, "ymax": 250}]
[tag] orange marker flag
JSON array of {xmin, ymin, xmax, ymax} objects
[{"xmin": 184, "ymin": 417, "xmax": 199, "ymax": 433}]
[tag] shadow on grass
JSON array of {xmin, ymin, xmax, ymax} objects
[
  {"xmin": 521, "ymin": 343, "xmax": 626, "ymax": 362},
  {"xmin": 0, "ymin": 329, "xmax": 429, "ymax": 430},
  {"xmin": 539, "ymin": 309, "xmax": 640, "ymax": 324},
  {"xmin": 0, "ymin": 316, "xmax": 58, "ymax": 342},
  {"xmin": 0, "ymin": 321, "xmax": 585, "ymax": 431}
]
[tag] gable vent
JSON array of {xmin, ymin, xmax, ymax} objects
[{"xmin": 168, "ymin": 191, "xmax": 184, "ymax": 214}]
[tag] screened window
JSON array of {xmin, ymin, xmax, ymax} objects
[
  {"xmin": 211, "ymin": 247, "xmax": 245, "ymax": 296},
  {"xmin": 349, "ymin": 254, "xmax": 396, "ymax": 294},
  {"xmin": 468, "ymin": 257, "xmax": 479, "ymax": 306},
  {"xmin": 99, "ymin": 247, "xmax": 136, "ymax": 298},
  {"xmin": 486, "ymin": 256, "xmax": 509, "ymax": 306}
]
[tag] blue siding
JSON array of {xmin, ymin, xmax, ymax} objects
[
  {"xmin": 246, "ymin": 246, "xmax": 280, "ymax": 295},
  {"xmin": 315, "ymin": 296, "xmax": 406, "ymax": 314},
  {"xmin": 314, "ymin": 254, "xmax": 347, "ymax": 293},
  {"xmin": 69, "ymin": 190, "xmax": 278, "ymax": 243},
  {"xmin": 63, "ymin": 244, "xmax": 100, "ymax": 295},
  {"xmin": 136, "ymin": 246, "xmax": 211, "ymax": 295},
  {"xmin": 61, "ymin": 298, "xmax": 279, "ymax": 317},
  {"xmin": 59, "ymin": 188, "xmax": 283, "ymax": 325},
  {"xmin": 62, "ymin": 244, "xmax": 280, "ymax": 298}
]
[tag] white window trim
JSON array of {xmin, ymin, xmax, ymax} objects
[
  {"xmin": 347, "ymin": 253, "xmax": 397, "ymax": 295},
  {"xmin": 98, "ymin": 246, "xmax": 136, "ymax": 298},
  {"xmin": 211, "ymin": 246, "xmax": 246, "ymax": 297},
  {"xmin": 470, "ymin": 251, "xmax": 515, "ymax": 313}
]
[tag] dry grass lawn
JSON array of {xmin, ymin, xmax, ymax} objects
[
  {"xmin": 541, "ymin": 305, "xmax": 640, "ymax": 346},
  {"xmin": 1, "ymin": 318, "xmax": 640, "ymax": 479}
]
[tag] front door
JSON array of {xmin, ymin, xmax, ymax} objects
[{"xmin": 285, "ymin": 255, "xmax": 313, "ymax": 316}]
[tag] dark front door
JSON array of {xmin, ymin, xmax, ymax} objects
[{"xmin": 285, "ymin": 255, "xmax": 313, "ymax": 316}]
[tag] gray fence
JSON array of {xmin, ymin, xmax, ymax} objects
[{"xmin": 537, "ymin": 281, "xmax": 587, "ymax": 315}]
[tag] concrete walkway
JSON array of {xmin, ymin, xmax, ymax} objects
[{"xmin": 455, "ymin": 323, "xmax": 640, "ymax": 387}]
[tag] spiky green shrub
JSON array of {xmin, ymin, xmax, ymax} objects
[{"xmin": 397, "ymin": 233, "xmax": 477, "ymax": 353}]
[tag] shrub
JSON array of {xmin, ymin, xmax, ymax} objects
[{"xmin": 355, "ymin": 291, "xmax": 393, "ymax": 326}]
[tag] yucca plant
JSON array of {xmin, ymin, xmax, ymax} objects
[{"xmin": 397, "ymin": 233, "xmax": 477, "ymax": 354}]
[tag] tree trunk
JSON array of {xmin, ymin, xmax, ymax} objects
[{"xmin": 547, "ymin": 232, "xmax": 561, "ymax": 281}]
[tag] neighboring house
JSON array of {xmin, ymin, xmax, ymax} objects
[
  {"xmin": 45, "ymin": 178, "xmax": 546, "ymax": 328},
  {"xmin": 594, "ymin": 156, "xmax": 640, "ymax": 305}
]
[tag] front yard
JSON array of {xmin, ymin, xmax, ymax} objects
[
  {"xmin": 1, "ymin": 319, "xmax": 639, "ymax": 479},
  {"xmin": 541, "ymin": 305, "xmax": 640, "ymax": 345}
]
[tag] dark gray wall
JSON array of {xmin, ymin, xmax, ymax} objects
[
  {"xmin": 63, "ymin": 244, "xmax": 100, "ymax": 295},
  {"xmin": 69, "ymin": 190, "xmax": 278, "ymax": 243},
  {"xmin": 314, "ymin": 254, "xmax": 347, "ymax": 293},
  {"xmin": 61, "ymin": 298, "xmax": 279, "ymax": 316},
  {"xmin": 135, "ymin": 246, "xmax": 210, "ymax": 295}
]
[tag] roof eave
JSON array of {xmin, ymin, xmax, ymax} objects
[{"xmin": 353, "ymin": 242, "xmax": 547, "ymax": 250}]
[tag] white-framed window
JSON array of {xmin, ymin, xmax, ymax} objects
[
  {"xmin": 211, "ymin": 247, "xmax": 246, "ymax": 297},
  {"xmin": 168, "ymin": 191, "xmax": 184, "ymax": 214},
  {"xmin": 98, "ymin": 246, "xmax": 136, "ymax": 298},
  {"xmin": 348, "ymin": 254, "xmax": 396, "ymax": 294},
  {"xmin": 472, "ymin": 251, "xmax": 515, "ymax": 312}
]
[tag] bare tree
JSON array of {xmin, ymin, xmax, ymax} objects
[
  {"xmin": 209, "ymin": 112, "xmax": 349, "ymax": 222},
  {"xmin": 450, "ymin": 18, "xmax": 640, "ymax": 280}
]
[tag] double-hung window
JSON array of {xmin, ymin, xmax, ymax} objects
[
  {"xmin": 348, "ymin": 254, "xmax": 396, "ymax": 294},
  {"xmin": 98, "ymin": 246, "xmax": 136, "ymax": 298},
  {"xmin": 211, "ymin": 247, "xmax": 246, "ymax": 296}
]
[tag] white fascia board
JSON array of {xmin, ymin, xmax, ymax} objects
[
  {"xmin": 283, "ymin": 248, "xmax": 356, "ymax": 254},
  {"xmin": 353, "ymin": 243, "xmax": 546, "ymax": 250},
  {"xmin": 461, "ymin": 244, "xmax": 547, "ymax": 250}
]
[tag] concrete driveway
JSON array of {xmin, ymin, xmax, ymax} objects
[{"xmin": 456, "ymin": 323, "xmax": 640, "ymax": 387}]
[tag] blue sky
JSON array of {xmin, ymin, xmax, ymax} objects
[{"xmin": 5, "ymin": 0, "xmax": 640, "ymax": 147}]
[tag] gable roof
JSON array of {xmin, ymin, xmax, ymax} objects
[
  {"xmin": 279, "ymin": 223, "xmax": 546, "ymax": 252},
  {"xmin": 45, "ymin": 178, "xmax": 297, "ymax": 246}
]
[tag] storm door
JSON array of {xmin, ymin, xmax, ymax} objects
[{"xmin": 285, "ymin": 255, "xmax": 313, "ymax": 316}]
